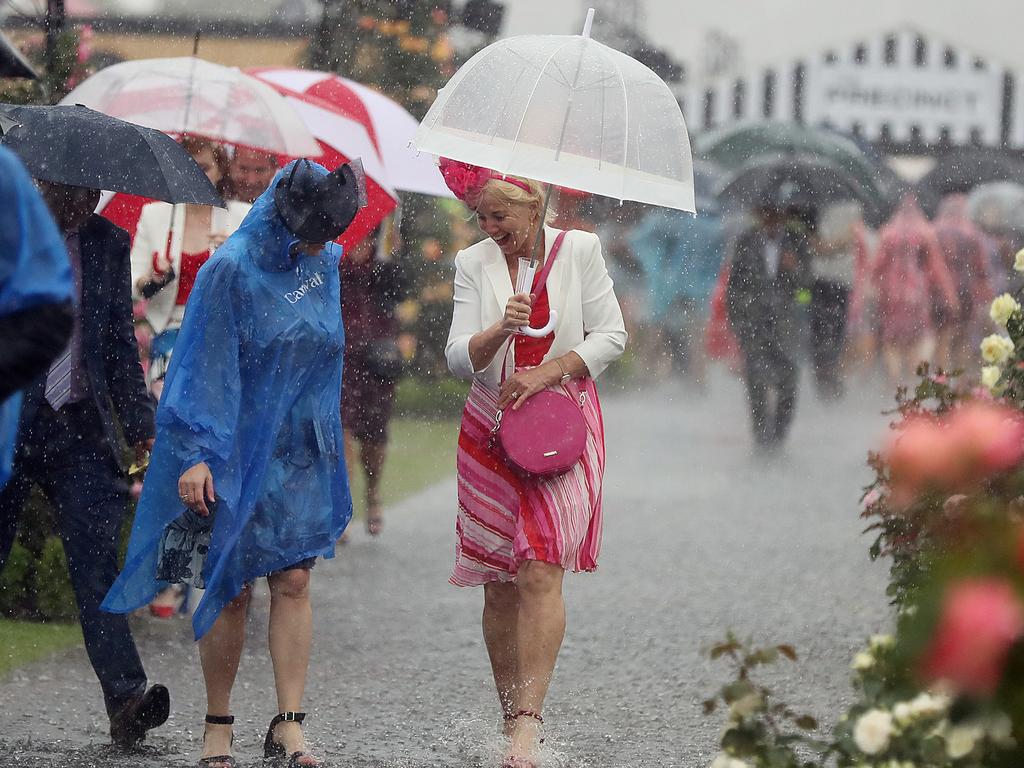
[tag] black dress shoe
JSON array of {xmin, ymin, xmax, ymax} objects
[{"xmin": 110, "ymin": 683, "xmax": 170, "ymax": 749}]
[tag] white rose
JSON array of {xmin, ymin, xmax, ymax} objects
[
  {"xmin": 854, "ymin": 709, "xmax": 894, "ymax": 755},
  {"xmin": 945, "ymin": 723, "xmax": 983, "ymax": 759},
  {"xmin": 709, "ymin": 755, "xmax": 750, "ymax": 768},
  {"xmin": 981, "ymin": 365, "xmax": 1003, "ymax": 391},
  {"xmin": 869, "ymin": 634, "xmax": 895, "ymax": 651},
  {"xmin": 981, "ymin": 334, "xmax": 1015, "ymax": 364},
  {"xmin": 986, "ymin": 712, "xmax": 1015, "ymax": 747},
  {"xmin": 851, "ymin": 651, "xmax": 875, "ymax": 671},
  {"xmin": 892, "ymin": 701, "xmax": 914, "ymax": 726},
  {"xmin": 990, "ymin": 293, "xmax": 1021, "ymax": 326},
  {"xmin": 1015, "ymin": 248, "xmax": 1024, "ymax": 272},
  {"xmin": 908, "ymin": 691, "xmax": 949, "ymax": 719}
]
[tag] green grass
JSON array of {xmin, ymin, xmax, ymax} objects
[
  {"xmin": 348, "ymin": 416, "xmax": 460, "ymax": 518},
  {"xmin": 0, "ymin": 618, "xmax": 82, "ymax": 678},
  {"xmin": 0, "ymin": 417, "xmax": 459, "ymax": 675}
]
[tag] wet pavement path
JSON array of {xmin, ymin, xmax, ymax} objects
[{"xmin": 1, "ymin": 371, "xmax": 892, "ymax": 767}]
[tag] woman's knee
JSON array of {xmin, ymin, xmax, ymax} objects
[
  {"xmin": 268, "ymin": 568, "xmax": 311, "ymax": 600},
  {"xmin": 515, "ymin": 561, "xmax": 564, "ymax": 598},
  {"xmin": 224, "ymin": 584, "xmax": 253, "ymax": 613},
  {"xmin": 484, "ymin": 581, "xmax": 519, "ymax": 613}
]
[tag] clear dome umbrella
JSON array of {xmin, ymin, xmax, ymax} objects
[{"xmin": 414, "ymin": 8, "xmax": 694, "ymax": 336}]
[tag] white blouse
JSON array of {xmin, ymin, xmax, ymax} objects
[{"xmin": 446, "ymin": 226, "xmax": 628, "ymax": 388}]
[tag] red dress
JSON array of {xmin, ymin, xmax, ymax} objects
[
  {"xmin": 515, "ymin": 274, "xmax": 555, "ymax": 367},
  {"xmin": 451, "ymin": 261, "xmax": 606, "ymax": 586},
  {"xmin": 174, "ymin": 250, "xmax": 210, "ymax": 305}
]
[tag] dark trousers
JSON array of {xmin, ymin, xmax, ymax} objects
[
  {"xmin": 741, "ymin": 338, "xmax": 798, "ymax": 446},
  {"xmin": 0, "ymin": 400, "xmax": 147, "ymax": 716},
  {"xmin": 810, "ymin": 280, "xmax": 850, "ymax": 393}
]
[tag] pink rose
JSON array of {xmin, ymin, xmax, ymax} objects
[
  {"xmin": 885, "ymin": 416, "xmax": 963, "ymax": 506},
  {"xmin": 948, "ymin": 402, "xmax": 1024, "ymax": 475},
  {"xmin": 920, "ymin": 578, "xmax": 1024, "ymax": 696},
  {"xmin": 884, "ymin": 402, "xmax": 1024, "ymax": 506}
]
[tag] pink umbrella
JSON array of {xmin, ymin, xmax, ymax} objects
[{"xmin": 247, "ymin": 68, "xmax": 451, "ymax": 198}]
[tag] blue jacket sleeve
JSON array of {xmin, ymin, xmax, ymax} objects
[
  {"xmin": 0, "ymin": 147, "xmax": 72, "ymax": 314},
  {"xmin": 156, "ymin": 256, "xmax": 244, "ymax": 472}
]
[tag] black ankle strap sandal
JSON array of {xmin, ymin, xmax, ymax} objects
[
  {"xmin": 263, "ymin": 712, "xmax": 320, "ymax": 767},
  {"xmin": 198, "ymin": 714, "xmax": 236, "ymax": 768}
]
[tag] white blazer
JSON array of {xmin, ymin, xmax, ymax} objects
[
  {"xmin": 130, "ymin": 200, "xmax": 250, "ymax": 333},
  {"xmin": 446, "ymin": 226, "xmax": 628, "ymax": 388}
]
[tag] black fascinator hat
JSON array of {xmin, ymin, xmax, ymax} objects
[{"xmin": 274, "ymin": 158, "xmax": 367, "ymax": 242}]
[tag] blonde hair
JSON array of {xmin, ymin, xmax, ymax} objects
[{"xmin": 479, "ymin": 176, "xmax": 557, "ymax": 225}]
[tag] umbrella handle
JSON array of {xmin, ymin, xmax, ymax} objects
[{"xmin": 517, "ymin": 311, "xmax": 557, "ymax": 338}]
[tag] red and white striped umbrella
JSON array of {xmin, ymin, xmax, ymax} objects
[
  {"xmin": 61, "ymin": 57, "xmax": 321, "ymax": 157},
  {"xmin": 243, "ymin": 84, "xmax": 400, "ymax": 250},
  {"xmin": 248, "ymin": 68, "xmax": 451, "ymax": 198}
]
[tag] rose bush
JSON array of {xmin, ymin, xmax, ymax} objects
[{"xmin": 703, "ymin": 288, "xmax": 1024, "ymax": 766}]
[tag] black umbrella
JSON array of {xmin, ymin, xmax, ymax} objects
[
  {"xmin": 916, "ymin": 150, "xmax": 1024, "ymax": 217},
  {"xmin": 0, "ymin": 104, "xmax": 223, "ymax": 206},
  {"xmin": 0, "ymin": 32, "xmax": 37, "ymax": 79},
  {"xmin": 716, "ymin": 153, "xmax": 881, "ymax": 220}
]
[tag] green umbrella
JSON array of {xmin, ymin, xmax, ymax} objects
[{"xmin": 694, "ymin": 122, "xmax": 897, "ymax": 222}]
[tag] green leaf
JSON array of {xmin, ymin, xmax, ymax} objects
[
  {"xmin": 722, "ymin": 680, "xmax": 756, "ymax": 704},
  {"xmin": 721, "ymin": 727, "xmax": 759, "ymax": 756},
  {"xmin": 793, "ymin": 715, "xmax": 818, "ymax": 730},
  {"xmin": 776, "ymin": 644, "xmax": 798, "ymax": 661},
  {"xmin": 710, "ymin": 641, "xmax": 740, "ymax": 660}
]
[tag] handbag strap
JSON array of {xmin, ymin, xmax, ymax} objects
[
  {"xmin": 531, "ymin": 230, "xmax": 567, "ymax": 297},
  {"xmin": 500, "ymin": 230, "xmax": 568, "ymax": 385}
]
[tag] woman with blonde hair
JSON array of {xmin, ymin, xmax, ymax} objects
[{"xmin": 442, "ymin": 159, "xmax": 627, "ymax": 768}]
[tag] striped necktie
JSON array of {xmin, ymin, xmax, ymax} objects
[{"xmin": 44, "ymin": 348, "xmax": 74, "ymax": 410}]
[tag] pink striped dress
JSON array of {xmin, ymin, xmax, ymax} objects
[{"xmin": 450, "ymin": 284, "xmax": 606, "ymax": 587}]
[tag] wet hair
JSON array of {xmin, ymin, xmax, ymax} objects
[
  {"xmin": 180, "ymin": 135, "xmax": 231, "ymax": 196},
  {"xmin": 479, "ymin": 175, "xmax": 557, "ymax": 225}
]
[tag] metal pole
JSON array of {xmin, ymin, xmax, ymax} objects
[
  {"xmin": 526, "ymin": 7, "xmax": 595, "ymax": 268},
  {"xmin": 44, "ymin": 0, "xmax": 65, "ymax": 89}
]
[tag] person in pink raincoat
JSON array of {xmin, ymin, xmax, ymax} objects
[
  {"xmin": 873, "ymin": 196, "xmax": 958, "ymax": 384},
  {"xmin": 933, "ymin": 194, "xmax": 993, "ymax": 371}
]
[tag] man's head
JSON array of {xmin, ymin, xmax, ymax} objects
[
  {"xmin": 229, "ymin": 148, "xmax": 277, "ymax": 203},
  {"xmin": 36, "ymin": 180, "xmax": 100, "ymax": 233}
]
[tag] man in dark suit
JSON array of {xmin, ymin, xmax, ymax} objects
[
  {"xmin": 726, "ymin": 199, "xmax": 813, "ymax": 450},
  {"xmin": 0, "ymin": 181, "xmax": 169, "ymax": 747}
]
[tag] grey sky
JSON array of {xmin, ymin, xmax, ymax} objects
[{"xmin": 502, "ymin": 0, "xmax": 1024, "ymax": 73}]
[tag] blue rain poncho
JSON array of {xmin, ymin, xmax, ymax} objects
[
  {"xmin": 628, "ymin": 208, "xmax": 725, "ymax": 322},
  {"xmin": 0, "ymin": 145, "xmax": 73, "ymax": 487},
  {"xmin": 103, "ymin": 161, "xmax": 353, "ymax": 639}
]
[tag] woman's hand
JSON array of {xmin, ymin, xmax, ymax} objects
[
  {"xmin": 497, "ymin": 362, "xmax": 560, "ymax": 412},
  {"xmin": 500, "ymin": 293, "xmax": 534, "ymax": 336},
  {"xmin": 178, "ymin": 462, "xmax": 216, "ymax": 516}
]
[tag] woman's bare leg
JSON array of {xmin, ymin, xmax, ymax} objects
[
  {"xmin": 267, "ymin": 568, "xmax": 317, "ymax": 765},
  {"xmin": 360, "ymin": 439, "xmax": 387, "ymax": 535},
  {"xmin": 508, "ymin": 561, "xmax": 566, "ymax": 760},
  {"xmin": 483, "ymin": 581, "xmax": 520, "ymax": 735},
  {"xmin": 198, "ymin": 586, "xmax": 251, "ymax": 761}
]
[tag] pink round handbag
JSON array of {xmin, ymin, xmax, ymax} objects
[
  {"xmin": 489, "ymin": 229, "xmax": 587, "ymax": 479},
  {"xmin": 494, "ymin": 386, "xmax": 588, "ymax": 478}
]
